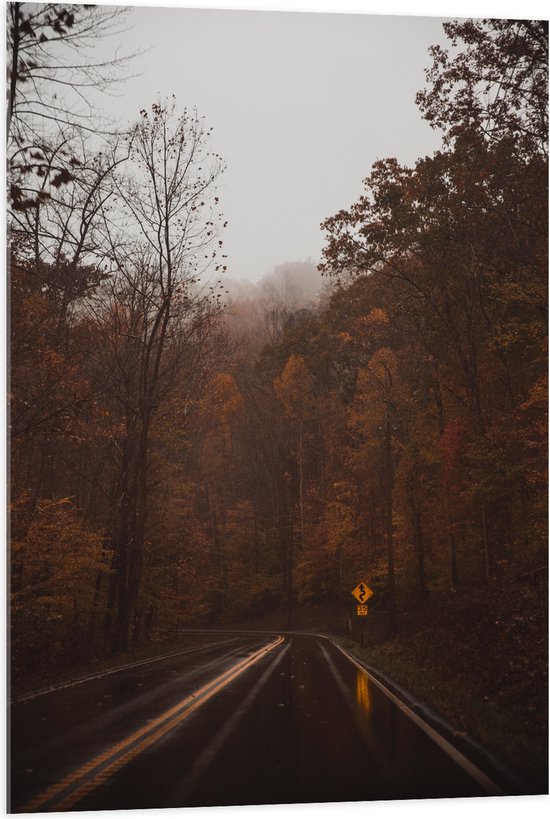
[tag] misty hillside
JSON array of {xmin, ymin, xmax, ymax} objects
[
  {"xmin": 222, "ymin": 259, "xmax": 325, "ymax": 305},
  {"xmin": 219, "ymin": 260, "xmax": 331, "ymax": 347}
]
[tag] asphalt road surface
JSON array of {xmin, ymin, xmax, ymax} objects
[{"xmin": 9, "ymin": 632, "xmax": 504, "ymax": 812}]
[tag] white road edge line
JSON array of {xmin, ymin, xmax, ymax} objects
[
  {"xmin": 329, "ymin": 638, "xmax": 505, "ymax": 797},
  {"xmin": 11, "ymin": 637, "xmax": 240, "ymax": 704}
]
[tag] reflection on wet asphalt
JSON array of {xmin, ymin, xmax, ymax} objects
[{"xmin": 10, "ymin": 634, "xmax": 494, "ymax": 811}]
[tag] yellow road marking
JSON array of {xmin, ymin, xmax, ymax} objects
[{"xmin": 22, "ymin": 636, "xmax": 284, "ymax": 812}]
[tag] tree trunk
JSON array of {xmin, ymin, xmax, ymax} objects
[
  {"xmin": 432, "ymin": 370, "xmax": 459, "ymax": 590},
  {"xmin": 7, "ymin": 3, "xmax": 20, "ymax": 137},
  {"xmin": 298, "ymin": 421, "xmax": 304, "ymax": 550},
  {"xmin": 445, "ymin": 487, "xmax": 459, "ymax": 590},
  {"xmin": 385, "ymin": 413, "xmax": 397, "ymax": 632},
  {"xmin": 111, "ymin": 432, "xmax": 132, "ymax": 653},
  {"xmin": 409, "ymin": 471, "xmax": 427, "ymax": 596},
  {"xmin": 87, "ymin": 568, "xmax": 104, "ymax": 654},
  {"xmin": 481, "ymin": 505, "xmax": 490, "ymax": 581}
]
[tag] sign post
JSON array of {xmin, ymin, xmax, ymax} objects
[{"xmin": 351, "ymin": 581, "xmax": 373, "ymax": 648}]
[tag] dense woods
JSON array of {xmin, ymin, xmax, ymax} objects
[{"xmin": 8, "ymin": 7, "xmax": 547, "ymax": 697}]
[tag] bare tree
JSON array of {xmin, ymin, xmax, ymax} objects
[
  {"xmin": 97, "ymin": 101, "xmax": 226, "ymax": 651},
  {"xmin": 10, "ymin": 134, "xmax": 131, "ymax": 309},
  {"xmin": 7, "ymin": 2, "xmax": 136, "ymax": 139},
  {"xmin": 7, "ymin": 2, "xmax": 138, "ymax": 210}
]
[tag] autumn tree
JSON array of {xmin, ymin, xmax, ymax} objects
[
  {"xmin": 8, "ymin": 4, "xmax": 136, "ymax": 625},
  {"xmin": 196, "ymin": 373, "xmax": 245, "ymax": 600},
  {"xmin": 320, "ymin": 18, "xmax": 547, "ymax": 589},
  {"xmin": 10, "ymin": 496, "xmax": 108, "ymax": 680},
  {"xmin": 274, "ymin": 354, "xmax": 316, "ymax": 546},
  {"xmin": 416, "ymin": 19, "xmax": 548, "ymax": 156}
]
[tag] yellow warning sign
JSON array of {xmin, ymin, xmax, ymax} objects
[
  {"xmin": 351, "ymin": 581, "xmax": 374, "ymax": 604},
  {"xmin": 356, "ymin": 605, "xmax": 368, "ymax": 616}
]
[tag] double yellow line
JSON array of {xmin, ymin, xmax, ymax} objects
[{"xmin": 22, "ymin": 636, "xmax": 284, "ymax": 813}]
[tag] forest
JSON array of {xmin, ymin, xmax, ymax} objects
[{"xmin": 7, "ymin": 2, "xmax": 547, "ymax": 748}]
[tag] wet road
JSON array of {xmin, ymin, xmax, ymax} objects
[{"xmin": 9, "ymin": 633, "xmax": 501, "ymax": 811}]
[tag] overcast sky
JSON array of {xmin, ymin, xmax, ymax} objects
[
  {"xmin": 90, "ymin": 4, "xmax": 448, "ymax": 281},
  {"xmin": 87, "ymin": 1, "xmax": 546, "ymax": 283}
]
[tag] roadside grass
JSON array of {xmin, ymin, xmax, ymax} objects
[
  {"xmin": 333, "ymin": 633, "xmax": 542, "ymax": 781},
  {"xmin": 325, "ymin": 582, "xmax": 548, "ymax": 791}
]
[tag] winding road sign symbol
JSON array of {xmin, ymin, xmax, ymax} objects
[{"xmin": 352, "ymin": 581, "xmax": 374, "ymax": 604}]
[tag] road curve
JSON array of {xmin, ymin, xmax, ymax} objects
[{"xmin": 10, "ymin": 632, "xmax": 503, "ymax": 811}]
